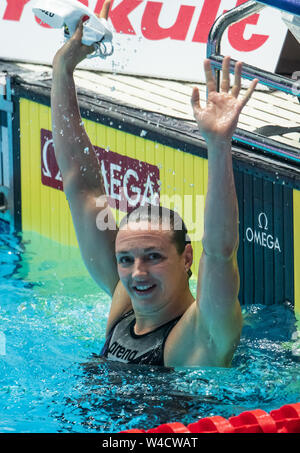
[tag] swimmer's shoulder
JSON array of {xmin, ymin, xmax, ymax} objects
[{"xmin": 163, "ymin": 301, "xmax": 220, "ymax": 367}]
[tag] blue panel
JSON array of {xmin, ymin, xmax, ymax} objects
[
  {"xmin": 273, "ymin": 184, "xmax": 284, "ymax": 305},
  {"xmin": 234, "ymin": 165, "xmax": 294, "ymax": 306},
  {"xmin": 243, "ymin": 172, "xmax": 255, "ymax": 305},
  {"xmin": 253, "ymin": 176, "xmax": 264, "ymax": 305},
  {"xmin": 263, "ymin": 179, "xmax": 274, "ymax": 305},
  {"xmin": 283, "ymin": 186, "xmax": 294, "ymax": 304},
  {"xmin": 257, "ymin": 0, "xmax": 300, "ymax": 16},
  {"xmin": 234, "ymin": 169, "xmax": 244, "ymax": 303}
]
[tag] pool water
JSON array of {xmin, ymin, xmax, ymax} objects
[{"xmin": 0, "ymin": 230, "xmax": 299, "ymax": 433}]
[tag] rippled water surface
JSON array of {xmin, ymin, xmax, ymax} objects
[{"xmin": 0, "ymin": 231, "xmax": 299, "ymax": 433}]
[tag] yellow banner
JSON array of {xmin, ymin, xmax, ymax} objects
[{"xmin": 20, "ymin": 98, "xmax": 206, "ymax": 277}]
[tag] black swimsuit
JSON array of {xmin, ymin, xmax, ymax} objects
[{"xmin": 100, "ymin": 310, "xmax": 182, "ymax": 366}]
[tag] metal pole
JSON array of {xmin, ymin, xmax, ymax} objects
[{"xmin": 206, "ymin": 0, "xmax": 298, "ymax": 94}]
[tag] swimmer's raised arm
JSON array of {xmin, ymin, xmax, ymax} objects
[
  {"xmin": 51, "ymin": 0, "xmax": 120, "ymax": 296},
  {"xmin": 193, "ymin": 58, "xmax": 258, "ymax": 363},
  {"xmin": 164, "ymin": 58, "xmax": 258, "ymax": 367},
  {"xmin": 192, "ymin": 57, "xmax": 257, "ymax": 257}
]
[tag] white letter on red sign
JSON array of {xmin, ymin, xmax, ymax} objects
[
  {"xmin": 123, "ymin": 169, "xmax": 141, "ymax": 207},
  {"xmin": 110, "ymin": 163, "xmax": 122, "ymax": 201}
]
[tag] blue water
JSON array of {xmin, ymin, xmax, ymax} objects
[{"xmin": 0, "ymin": 230, "xmax": 299, "ymax": 433}]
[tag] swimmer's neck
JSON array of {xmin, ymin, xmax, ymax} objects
[{"xmin": 132, "ymin": 289, "xmax": 195, "ymax": 335}]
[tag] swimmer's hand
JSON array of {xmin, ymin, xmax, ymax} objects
[
  {"xmin": 52, "ymin": 0, "xmax": 111, "ymax": 73},
  {"xmin": 191, "ymin": 56, "xmax": 258, "ymax": 144}
]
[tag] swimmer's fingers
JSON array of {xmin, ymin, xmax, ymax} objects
[
  {"xmin": 231, "ymin": 61, "xmax": 242, "ymax": 98},
  {"xmin": 240, "ymin": 78, "xmax": 259, "ymax": 108},
  {"xmin": 220, "ymin": 56, "xmax": 231, "ymax": 93},
  {"xmin": 98, "ymin": 0, "xmax": 111, "ymax": 19},
  {"xmin": 204, "ymin": 59, "xmax": 217, "ymax": 95},
  {"xmin": 230, "ymin": 60, "xmax": 258, "ymax": 107},
  {"xmin": 73, "ymin": 17, "xmax": 84, "ymax": 40},
  {"xmin": 73, "ymin": 17, "xmax": 94, "ymax": 51},
  {"xmin": 191, "ymin": 86, "xmax": 202, "ymax": 112}
]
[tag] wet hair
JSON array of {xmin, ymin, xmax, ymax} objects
[{"xmin": 119, "ymin": 205, "xmax": 192, "ymax": 278}]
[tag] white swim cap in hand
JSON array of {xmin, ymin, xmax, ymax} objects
[{"xmin": 32, "ymin": 0, "xmax": 114, "ymax": 58}]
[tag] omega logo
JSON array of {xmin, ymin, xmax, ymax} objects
[
  {"xmin": 245, "ymin": 212, "xmax": 281, "ymax": 252},
  {"xmin": 42, "ymin": 138, "xmax": 62, "ymax": 182}
]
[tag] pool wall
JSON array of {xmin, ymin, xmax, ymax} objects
[{"xmin": 0, "ymin": 73, "xmax": 300, "ymax": 314}]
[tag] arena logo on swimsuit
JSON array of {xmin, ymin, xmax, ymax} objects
[
  {"xmin": 107, "ymin": 341, "xmax": 138, "ymax": 361},
  {"xmin": 40, "ymin": 128, "xmax": 160, "ymax": 212}
]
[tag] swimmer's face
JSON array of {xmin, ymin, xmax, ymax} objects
[{"xmin": 115, "ymin": 220, "xmax": 192, "ymax": 311}]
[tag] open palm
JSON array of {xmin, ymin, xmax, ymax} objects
[{"xmin": 192, "ymin": 57, "xmax": 258, "ymax": 143}]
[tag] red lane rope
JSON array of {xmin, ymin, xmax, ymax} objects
[{"xmin": 120, "ymin": 402, "xmax": 300, "ymax": 433}]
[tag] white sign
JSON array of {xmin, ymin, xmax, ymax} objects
[{"xmin": 0, "ymin": 0, "xmax": 288, "ymax": 82}]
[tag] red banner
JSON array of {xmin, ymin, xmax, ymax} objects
[{"xmin": 41, "ymin": 129, "xmax": 160, "ymax": 212}]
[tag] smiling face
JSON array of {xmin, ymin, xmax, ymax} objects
[{"xmin": 115, "ymin": 220, "xmax": 192, "ymax": 314}]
